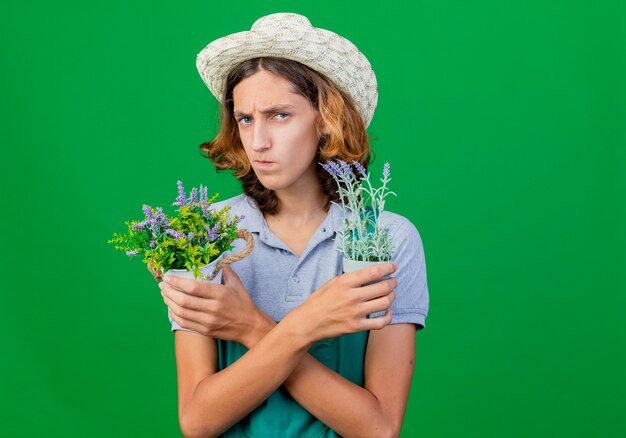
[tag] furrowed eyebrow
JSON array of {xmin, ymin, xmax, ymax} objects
[{"xmin": 233, "ymin": 104, "xmax": 295, "ymax": 118}]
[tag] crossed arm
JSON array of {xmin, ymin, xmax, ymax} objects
[
  {"xmin": 162, "ymin": 265, "xmax": 417, "ymax": 438},
  {"xmin": 260, "ymin": 320, "xmax": 416, "ymax": 437}
]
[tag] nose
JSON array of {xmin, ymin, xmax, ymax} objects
[{"xmin": 250, "ymin": 118, "xmax": 270, "ymax": 152}]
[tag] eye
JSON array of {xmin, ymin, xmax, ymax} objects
[
  {"xmin": 237, "ymin": 116, "xmax": 252, "ymax": 125},
  {"xmin": 275, "ymin": 112, "xmax": 289, "ymax": 120}
]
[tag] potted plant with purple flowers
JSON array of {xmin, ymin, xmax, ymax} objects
[
  {"xmin": 319, "ymin": 159, "xmax": 397, "ymax": 274},
  {"xmin": 108, "ymin": 180, "xmax": 254, "ymax": 282}
]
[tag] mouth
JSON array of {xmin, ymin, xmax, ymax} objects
[{"xmin": 254, "ymin": 160, "xmax": 274, "ymax": 169}]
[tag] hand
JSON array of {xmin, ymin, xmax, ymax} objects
[
  {"xmin": 286, "ymin": 262, "xmax": 398, "ymax": 345},
  {"xmin": 160, "ymin": 265, "xmax": 274, "ymax": 348}
]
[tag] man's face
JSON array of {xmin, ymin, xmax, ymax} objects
[{"xmin": 233, "ymin": 69, "xmax": 327, "ymax": 194}]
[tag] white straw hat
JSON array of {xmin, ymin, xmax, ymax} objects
[{"xmin": 196, "ymin": 12, "xmax": 378, "ymax": 128}]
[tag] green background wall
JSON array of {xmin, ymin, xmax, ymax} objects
[{"xmin": 1, "ymin": 1, "xmax": 624, "ymax": 436}]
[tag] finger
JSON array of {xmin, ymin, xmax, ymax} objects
[
  {"xmin": 358, "ymin": 290, "xmax": 396, "ymax": 317},
  {"xmin": 358, "ymin": 309, "xmax": 393, "ymax": 331},
  {"xmin": 168, "ymin": 307, "xmax": 210, "ymax": 336},
  {"xmin": 163, "ymin": 274, "xmax": 202, "ymax": 296},
  {"xmin": 353, "ymin": 276, "xmax": 398, "ymax": 301},
  {"xmin": 163, "ymin": 274, "xmax": 220, "ymax": 299},
  {"xmin": 164, "ymin": 292, "xmax": 213, "ymax": 327},
  {"xmin": 161, "ymin": 282, "xmax": 214, "ymax": 312},
  {"xmin": 343, "ymin": 262, "xmax": 397, "ymax": 287},
  {"xmin": 222, "ymin": 265, "xmax": 245, "ymax": 290}
]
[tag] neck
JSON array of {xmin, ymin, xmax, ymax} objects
[
  {"xmin": 276, "ymin": 190, "xmax": 327, "ymax": 218},
  {"xmin": 270, "ymin": 176, "xmax": 328, "ymax": 226}
]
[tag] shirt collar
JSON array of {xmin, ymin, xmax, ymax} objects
[{"xmin": 235, "ymin": 195, "xmax": 345, "ymax": 235}]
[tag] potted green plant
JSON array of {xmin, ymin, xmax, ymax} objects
[
  {"xmin": 319, "ymin": 159, "xmax": 397, "ymax": 275},
  {"xmin": 108, "ymin": 180, "xmax": 254, "ymax": 282}
]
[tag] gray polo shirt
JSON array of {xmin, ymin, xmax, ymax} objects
[{"xmin": 168, "ymin": 193, "xmax": 429, "ymax": 332}]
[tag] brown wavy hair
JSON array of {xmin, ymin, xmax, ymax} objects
[{"xmin": 199, "ymin": 56, "xmax": 375, "ymax": 215}]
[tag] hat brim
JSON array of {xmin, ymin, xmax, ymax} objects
[{"xmin": 196, "ymin": 13, "xmax": 378, "ymax": 128}]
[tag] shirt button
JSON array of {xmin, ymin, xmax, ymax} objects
[{"xmin": 291, "ymin": 277, "xmax": 300, "ymax": 284}]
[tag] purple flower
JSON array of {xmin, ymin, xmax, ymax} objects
[
  {"xmin": 155, "ymin": 207, "xmax": 169, "ymax": 227},
  {"xmin": 319, "ymin": 162, "xmax": 336, "ymax": 177},
  {"xmin": 149, "ymin": 240, "xmax": 156, "ymax": 248},
  {"xmin": 142, "ymin": 205, "xmax": 153, "ymax": 220},
  {"xmin": 131, "ymin": 222, "xmax": 145, "ymax": 231},
  {"xmin": 175, "ymin": 180, "xmax": 186, "ymax": 206},
  {"xmin": 328, "ymin": 161, "xmax": 343, "ymax": 178},
  {"xmin": 352, "ymin": 161, "xmax": 367, "ymax": 178},
  {"xmin": 199, "ymin": 184, "xmax": 208, "ymax": 204},
  {"xmin": 205, "ymin": 220, "xmax": 222, "ymax": 241},
  {"xmin": 383, "ymin": 162, "xmax": 390, "ymax": 180},
  {"xmin": 126, "ymin": 249, "xmax": 139, "ymax": 256},
  {"xmin": 227, "ymin": 214, "xmax": 245, "ymax": 227},
  {"xmin": 205, "ymin": 227, "xmax": 217, "ymax": 241},
  {"xmin": 142, "ymin": 205, "xmax": 157, "ymax": 233},
  {"xmin": 166, "ymin": 228, "xmax": 185, "ymax": 240},
  {"xmin": 188, "ymin": 231, "xmax": 195, "ymax": 240},
  {"xmin": 190, "ymin": 187, "xmax": 198, "ymax": 203},
  {"xmin": 338, "ymin": 160, "xmax": 353, "ymax": 178}
]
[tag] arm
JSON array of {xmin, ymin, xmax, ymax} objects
[
  {"xmin": 248, "ymin": 318, "xmax": 416, "ymax": 438},
  {"xmin": 217, "ymin": 219, "xmax": 425, "ymax": 437},
  {"xmin": 164, "ymin": 263, "xmax": 398, "ymax": 438},
  {"xmin": 175, "ymin": 312, "xmax": 311, "ymax": 438},
  {"xmin": 274, "ymin": 220, "xmax": 427, "ymax": 437}
]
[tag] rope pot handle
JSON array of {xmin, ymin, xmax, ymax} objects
[{"xmin": 205, "ymin": 229, "xmax": 254, "ymax": 280}]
